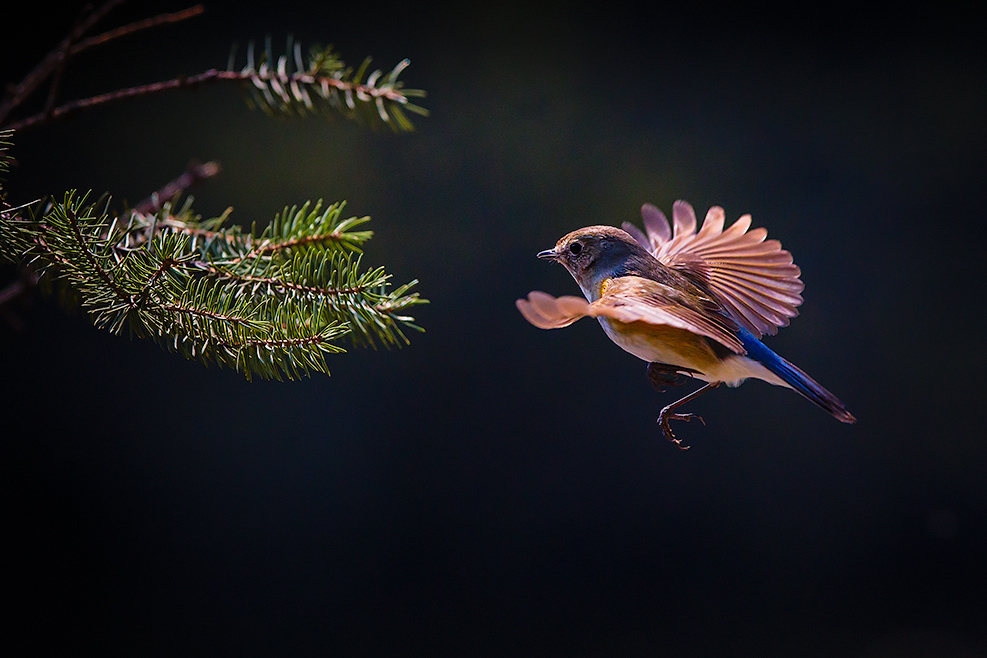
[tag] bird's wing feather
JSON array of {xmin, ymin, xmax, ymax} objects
[
  {"xmin": 516, "ymin": 291, "xmax": 592, "ymax": 329},
  {"xmin": 592, "ymin": 276, "xmax": 746, "ymax": 354},
  {"xmin": 631, "ymin": 201, "xmax": 805, "ymax": 337},
  {"xmin": 517, "ymin": 279, "xmax": 745, "ymax": 355}
]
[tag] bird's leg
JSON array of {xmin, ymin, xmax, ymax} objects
[
  {"xmin": 646, "ymin": 362, "xmax": 700, "ymax": 392},
  {"xmin": 658, "ymin": 381, "xmax": 722, "ymax": 449}
]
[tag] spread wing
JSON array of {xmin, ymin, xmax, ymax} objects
[
  {"xmin": 622, "ymin": 201, "xmax": 804, "ymax": 337},
  {"xmin": 516, "ymin": 276, "xmax": 745, "ymax": 354},
  {"xmin": 516, "ymin": 291, "xmax": 593, "ymax": 329}
]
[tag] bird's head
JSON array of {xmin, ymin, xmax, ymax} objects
[{"xmin": 538, "ymin": 225, "xmax": 655, "ymax": 300}]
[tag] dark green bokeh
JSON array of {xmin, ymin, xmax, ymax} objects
[{"xmin": 3, "ymin": 1, "xmax": 985, "ymax": 654}]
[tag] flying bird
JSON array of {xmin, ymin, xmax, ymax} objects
[{"xmin": 517, "ymin": 201, "xmax": 855, "ymax": 447}]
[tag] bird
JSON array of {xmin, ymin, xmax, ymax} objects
[{"xmin": 516, "ymin": 200, "xmax": 855, "ymax": 447}]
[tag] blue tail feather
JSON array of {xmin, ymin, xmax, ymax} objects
[{"xmin": 737, "ymin": 328, "xmax": 856, "ymax": 424}]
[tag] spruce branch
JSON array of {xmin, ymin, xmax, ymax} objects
[
  {"xmin": 1, "ymin": 189, "xmax": 426, "ymax": 380},
  {"xmin": 3, "ymin": 42, "xmax": 427, "ymax": 133},
  {"xmin": 1, "ymin": 5, "xmax": 429, "ymax": 377},
  {"xmin": 236, "ymin": 40, "xmax": 428, "ymax": 130}
]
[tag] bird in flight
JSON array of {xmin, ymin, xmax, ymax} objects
[{"xmin": 517, "ymin": 201, "xmax": 855, "ymax": 448}]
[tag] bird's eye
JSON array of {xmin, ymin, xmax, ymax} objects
[{"xmin": 568, "ymin": 242, "xmax": 582, "ymax": 255}]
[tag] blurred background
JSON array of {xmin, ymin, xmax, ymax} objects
[{"xmin": 3, "ymin": 1, "xmax": 985, "ymax": 655}]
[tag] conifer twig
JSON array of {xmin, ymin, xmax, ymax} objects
[
  {"xmin": 3, "ymin": 64, "xmax": 420, "ymax": 132},
  {"xmin": 0, "ymin": 10, "xmax": 428, "ymax": 378},
  {"xmin": 0, "ymin": 160, "xmax": 218, "ymax": 320},
  {"xmin": 63, "ymin": 203, "xmax": 130, "ymax": 304}
]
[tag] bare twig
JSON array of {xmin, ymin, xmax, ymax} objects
[
  {"xmin": 4, "ymin": 69, "xmax": 233, "ymax": 131},
  {"xmin": 0, "ymin": 268, "xmax": 38, "ymax": 306},
  {"xmin": 42, "ymin": 48, "xmax": 70, "ymax": 118},
  {"xmin": 0, "ymin": 268, "xmax": 39, "ymax": 330},
  {"xmin": 40, "ymin": 5, "xmax": 207, "ymax": 118},
  {"xmin": 133, "ymin": 160, "xmax": 221, "ymax": 214},
  {"xmin": 0, "ymin": 0, "xmax": 127, "ymax": 125},
  {"xmin": 70, "ymin": 5, "xmax": 205, "ymax": 55}
]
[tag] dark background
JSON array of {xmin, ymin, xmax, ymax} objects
[{"xmin": 3, "ymin": 1, "xmax": 985, "ymax": 655}]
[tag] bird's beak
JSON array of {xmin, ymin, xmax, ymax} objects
[{"xmin": 537, "ymin": 248, "xmax": 558, "ymax": 260}]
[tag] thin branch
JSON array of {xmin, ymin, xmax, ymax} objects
[
  {"xmin": 4, "ymin": 68, "xmax": 414, "ymax": 132},
  {"xmin": 133, "ymin": 160, "xmax": 221, "ymax": 214},
  {"xmin": 1, "ymin": 3, "xmax": 205, "ymax": 126},
  {"xmin": 0, "ymin": 0, "xmax": 127, "ymax": 125},
  {"xmin": 70, "ymin": 5, "xmax": 205, "ymax": 56},
  {"xmin": 0, "ymin": 268, "xmax": 38, "ymax": 306},
  {"xmin": 0, "ymin": 268, "xmax": 38, "ymax": 330},
  {"xmin": 40, "ymin": 5, "xmax": 206, "ymax": 118},
  {"xmin": 42, "ymin": 49, "xmax": 70, "ymax": 118},
  {"xmin": 5, "ymin": 69, "xmax": 235, "ymax": 131}
]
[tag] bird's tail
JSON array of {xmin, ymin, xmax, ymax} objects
[{"xmin": 738, "ymin": 329, "xmax": 856, "ymax": 424}]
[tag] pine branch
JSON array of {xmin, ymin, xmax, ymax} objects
[
  {"xmin": 1, "ymin": 10, "xmax": 429, "ymax": 378},
  {"xmin": 237, "ymin": 41, "xmax": 428, "ymax": 130},
  {"xmin": 3, "ymin": 44, "xmax": 427, "ymax": 133},
  {"xmin": 1, "ymin": 190, "xmax": 426, "ymax": 380}
]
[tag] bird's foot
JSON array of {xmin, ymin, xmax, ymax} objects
[{"xmin": 657, "ymin": 408, "xmax": 706, "ymax": 450}]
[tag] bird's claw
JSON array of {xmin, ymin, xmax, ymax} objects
[{"xmin": 657, "ymin": 409, "xmax": 705, "ymax": 450}]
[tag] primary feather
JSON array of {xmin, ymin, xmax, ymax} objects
[{"xmin": 622, "ymin": 201, "xmax": 804, "ymax": 337}]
